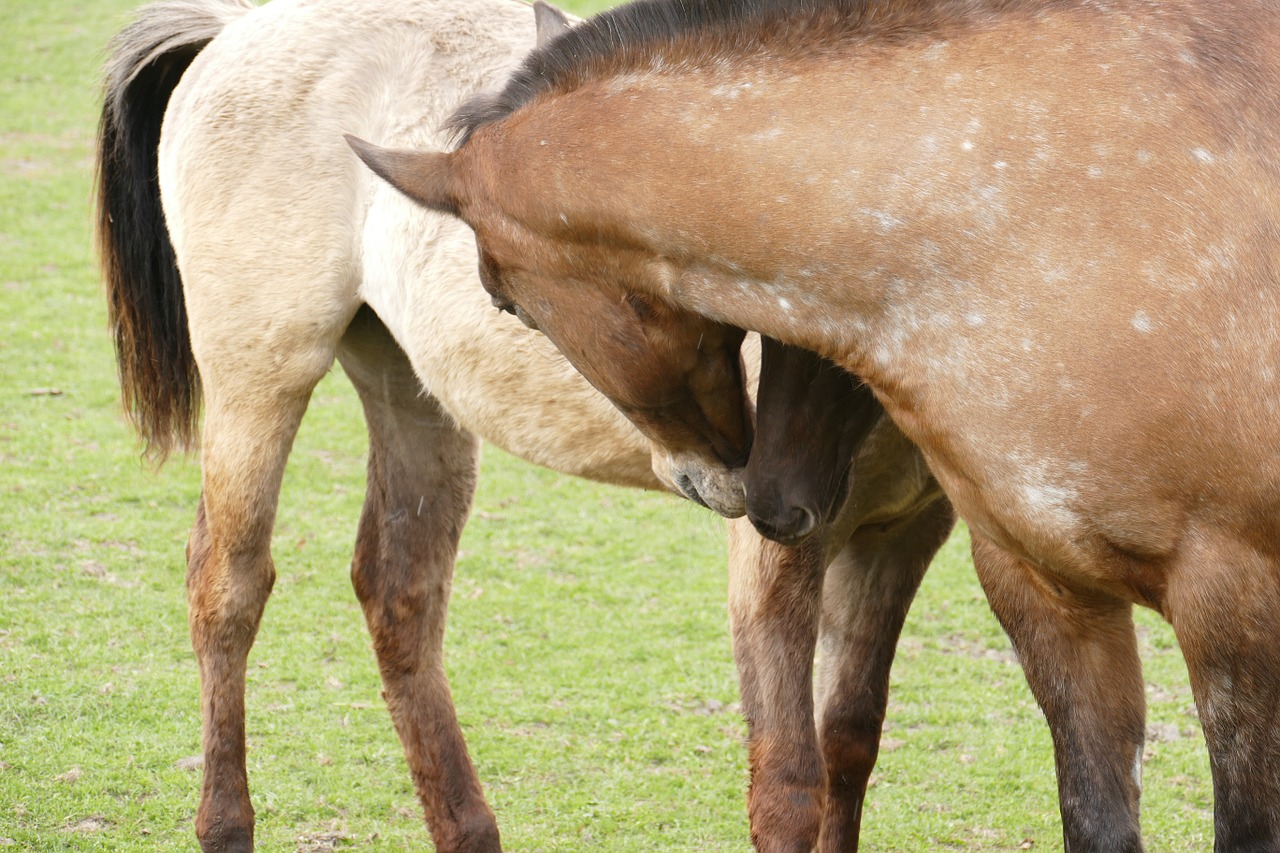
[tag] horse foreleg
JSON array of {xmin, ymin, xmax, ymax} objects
[
  {"xmin": 188, "ymin": 386, "xmax": 318, "ymax": 852},
  {"xmin": 338, "ymin": 309, "xmax": 499, "ymax": 853},
  {"xmin": 972, "ymin": 533, "xmax": 1145, "ymax": 853},
  {"xmin": 814, "ymin": 497, "xmax": 953, "ymax": 851},
  {"xmin": 727, "ymin": 518, "xmax": 826, "ymax": 853},
  {"xmin": 1165, "ymin": 539, "xmax": 1280, "ymax": 851}
]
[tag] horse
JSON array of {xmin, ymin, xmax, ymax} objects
[
  {"xmin": 735, "ymin": 340, "xmax": 951, "ymax": 851},
  {"xmin": 96, "ymin": 0, "xmax": 952, "ymax": 849},
  {"xmin": 348, "ymin": 0, "xmax": 1280, "ymax": 849}
]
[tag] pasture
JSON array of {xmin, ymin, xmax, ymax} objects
[{"xmin": 1, "ymin": 0, "xmax": 1213, "ymax": 849}]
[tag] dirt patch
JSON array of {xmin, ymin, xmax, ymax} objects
[
  {"xmin": 938, "ymin": 633, "xmax": 1019, "ymax": 664},
  {"xmin": 64, "ymin": 816, "xmax": 110, "ymax": 833},
  {"xmin": 296, "ymin": 826, "xmax": 351, "ymax": 852}
]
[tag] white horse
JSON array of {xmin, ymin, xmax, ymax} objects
[{"xmin": 96, "ymin": 0, "xmax": 948, "ymax": 849}]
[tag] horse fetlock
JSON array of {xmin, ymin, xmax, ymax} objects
[
  {"xmin": 1061, "ymin": 828, "xmax": 1144, "ymax": 853},
  {"xmin": 197, "ymin": 828, "xmax": 254, "ymax": 853},
  {"xmin": 428, "ymin": 809, "xmax": 502, "ymax": 853},
  {"xmin": 195, "ymin": 802, "xmax": 254, "ymax": 853}
]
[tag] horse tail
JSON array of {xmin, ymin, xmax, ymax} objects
[{"xmin": 95, "ymin": 0, "xmax": 254, "ymax": 462}]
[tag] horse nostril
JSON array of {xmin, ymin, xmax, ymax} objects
[
  {"xmin": 748, "ymin": 503, "xmax": 818, "ymax": 547},
  {"xmin": 675, "ymin": 474, "xmax": 710, "ymax": 509},
  {"xmin": 787, "ymin": 505, "xmax": 817, "ymax": 539}
]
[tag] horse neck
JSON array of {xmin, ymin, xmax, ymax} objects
[
  {"xmin": 502, "ymin": 13, "xmax": 1065, "ymax": 343},
  {"xmin": 497, "ymin": 1, "xmax": 1239, "ymax": 397}
]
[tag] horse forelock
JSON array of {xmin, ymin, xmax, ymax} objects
[{"xmin": 446, "ymin": 0, "xmax": 1083, "ymax": 146}]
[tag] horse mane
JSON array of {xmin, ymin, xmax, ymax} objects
[{"xmin": 448, "ymin": 0, "xmax": 1078, "ymax": 145}]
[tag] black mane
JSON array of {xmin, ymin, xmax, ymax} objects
[{"xmin": 447, "ymin": 0, "xmax": 1072, "ymax": 145}]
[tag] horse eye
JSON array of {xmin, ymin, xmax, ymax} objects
[{"xmin": 625, "ymin": 293, "xmax": 654, "ymax": 320}]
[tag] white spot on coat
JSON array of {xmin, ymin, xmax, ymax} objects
[{"xmin": 862, "ymin": 208, "xmax": 904, "ymax": 231}]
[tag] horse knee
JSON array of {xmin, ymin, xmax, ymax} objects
[
  {"xmin": 818, "ymin": 718, "xmax": 879, "ymax": 796},
  {"xmin": 350, "ymin": 511, "xmax": 448, "ymax": 682},
  {"xmin": 746, "ymin": 733, "xmax": 824, "ymax": 853},
  {"xmin": 748, "ymin": 787, "xmax": 823, "ymax": 853}
]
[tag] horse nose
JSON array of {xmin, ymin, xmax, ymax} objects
[
  {"xmin": 747, "ymin": 504, "xmax": 818, "ymax": 547},
  {"xmin": 675, "ymin": 473, "xmax": 711, "ymax": 510}
]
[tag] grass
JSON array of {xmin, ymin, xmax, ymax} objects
[{"xmin": 0, "ymin": 0, "xmax": 1214, "ymax": 849}]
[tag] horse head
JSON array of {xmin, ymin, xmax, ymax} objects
[
  {"xmin": 346, "ymin": 135, "xmax": 754, "ymax": 517},
  {"xmin": 746, "ymin": 338, "xmax": 885, "ymax": 546}
]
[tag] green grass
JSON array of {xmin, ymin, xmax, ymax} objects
[{"xmin": 0, "ymin": 0, "xmax": 1214, "ymax": 849}]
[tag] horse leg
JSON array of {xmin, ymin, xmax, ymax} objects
[
  {"xmin": 814, "ymin": 497, "xmax": 954, "ymax": 851},
  {"xmin": 337, "ymin": 307, "xmax": 499, "ymax": 853},
  {"xmin": 971, "ymin": 533, "xmax": 1145, "ymax": 853},
  {"xmin": 1164, "ymin": 540, "xmax": 1280, "ymax": 851},
  {"xmin": 188, "ymin": 366, "xmax": 330, "ymax": 851},
  {"xmin": 727, "ymin": 518, "xmax": 826, "ymax": 853}
]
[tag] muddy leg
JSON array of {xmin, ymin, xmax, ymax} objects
[
  {"xmin": 338, "ymin": 308, "xmax": 499, "ymax": 852},
  {"xmin": 972, "ymin": 533, "xmax": 1145, "ymax": 853},
  {"xmin": 188, "ymin": 380, "xmax": 322, "ymax": 851},
  {"xmin": 1165, "ymin": 541, "xmax": 1280, "ymax": 851},
  {"xmin": 727, "ymin": 518, "xmax": 826, "ymax": 853},
  {"xmin": 814, "ymin": 497, "xmax": 953, "ymax": 851}
]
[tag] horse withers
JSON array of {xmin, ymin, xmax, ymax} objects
[{"xmin": 351, "ymin": 0, "xmax": 1280, "ymax": 849}]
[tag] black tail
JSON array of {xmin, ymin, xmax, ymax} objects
[{"xmin": 94, "ymin": 0, "xmax": 253, "ymax": 461}]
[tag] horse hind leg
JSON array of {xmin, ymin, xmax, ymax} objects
[
  {"xmin": 187, "ymin": 355, "xmax": 333, "ymax": 851},
  {"xmin": 814, "ymin": 496, "xmax": 953, "ymax": 851},
  {"xmin": 972, "ymin": 533, "xmax": 1146, "ymax": 853},
  {"xmin": 337, "ymin": 306, "xmax": 498, "ymax": 853}
]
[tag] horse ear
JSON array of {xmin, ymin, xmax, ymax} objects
[
  {"xmin": 533, "ymin": 1, "xmax": 572, "ymax": 47},
  {"xmin": 344, "ymin": 134, "xmax": 459, "ymax": 217}
]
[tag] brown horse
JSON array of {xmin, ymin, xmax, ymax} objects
[
  {"xmin": 351, "ymin": 0, "xmax": 1280, "ymax": 849},
  {"xmin": 97, "ymin": 0, "xmax": 952, "ymax": 849}
]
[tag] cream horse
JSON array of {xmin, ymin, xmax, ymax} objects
[{"xmin": 97, "ymin": 0, "xmax": 947, "ymax": 850}]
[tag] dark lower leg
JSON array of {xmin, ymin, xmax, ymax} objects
[
  {"xmin": 188, "ymin": 495, "xmax": 271, "ymax": 852},
  {"xmin": 973, "ymin": 534, "xmax": 1145, "ymax": 853},
  {"xmin": 1165, "ymin": 543, "xmax": 1280, "ymax": 852},
  {"xmin": 350, "ymin": 441, "xmax": 498, "ymax": 852}
]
